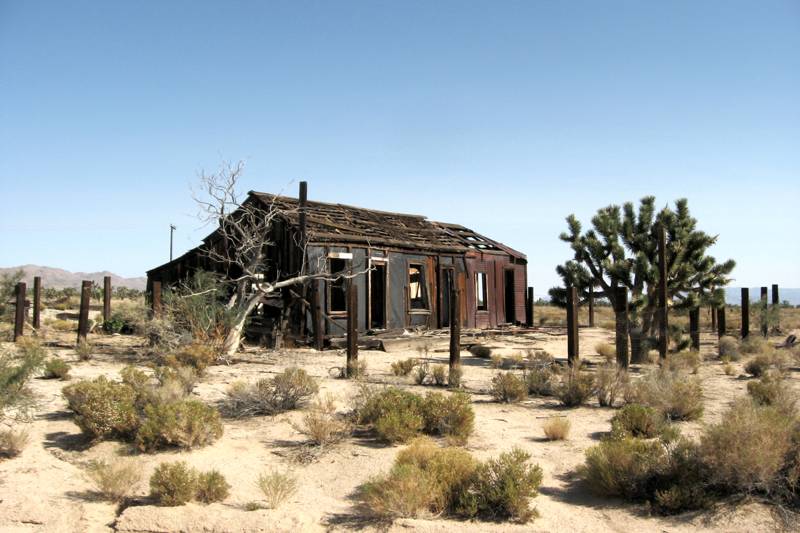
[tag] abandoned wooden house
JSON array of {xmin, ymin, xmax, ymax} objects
[{"xmin": 146, "ymin": 183, "xmax": 528, "ymax": 346}]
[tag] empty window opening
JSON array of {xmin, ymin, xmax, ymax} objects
[
  {"xmin": 329, "ymin": 258, "xmax": 347, "ymax": 313},
  {"xmin": 409, "ymin": 264, "xmax": 428, "ymax": 310},
  {"xmin": 476, "ymin": 272, "xmax": 488, "ymax": 311}
]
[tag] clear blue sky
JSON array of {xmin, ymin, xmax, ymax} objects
[{"xmin": 1, "ymin": 1, "xmax": 798, "ymax": 294}]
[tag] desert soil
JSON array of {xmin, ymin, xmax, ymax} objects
[{"xmin": 1, "ymin": 324, "xmax": 798, "ymax": 533}]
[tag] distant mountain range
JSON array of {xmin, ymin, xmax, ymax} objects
[
  {"xmin": 0, "ymin": 265, "xmax": 146, "ymax": 291},
  {"xmin": 725, "ymin": 287, "xmax": 800, "ymax": 306}
]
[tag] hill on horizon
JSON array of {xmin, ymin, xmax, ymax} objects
[{"xmin": 0, "ymin": 265, "xmax": 146, "ymax": 291}]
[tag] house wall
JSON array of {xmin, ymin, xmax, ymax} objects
[{"xmin": 464, "ymin": 252, "xmax": 527, "ymax": 329}]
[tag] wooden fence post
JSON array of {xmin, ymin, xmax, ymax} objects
[
  {"xmin": 449, "ymin": 284, "xmax": 461, "ymax": 370},
  {"xmin": 77, "ymin": 280, "xmax": 91, "ymax": 344},
  {"xmin": 741, "ymin": 287, "xmax": 749, "ymax": 339},
  {"xmin": 772, "ymin": 284, "xmax": 780, "ymax": 331},
  {"xmin": 13, "ymin": 282, "xmax": 26, "ymax": 341},
  {"xmin": 525, "ymin": 286, "xmax": 534, "ymax": 327},
  {"xmin": 717, "ymin": 304, "xmax": 726, "ymax": 339},
  {"xmin": 103, "ymin": 276, "xmax": 112, "ymax": 323},
  {"xmin": 566, "ymin": 286, "xmax": 579, "ymax": 367},
  {"xmin": 33, "ymin": 276, "xmax": 41, "ymax": 331},
  {"xmin": 152, "ymin": 281, "xmax": 163, "ymax": 318},
  {"xmin": 588, "ymin": 285, "xmax": 595, "ymax": 327},
  {"xmin": 346, "ymin": 281, "xmax": 358, "ymax": 376},
  {"xmin": 614, "ymin": 286, "xmax": 629, "ymax": 369},
  {"xmin": 658, "ymin": 225, "xmax": 668, "ymax": 360},
  {"xmin": 710, "ymin": 306, "xmax": 717, "ymax": 331},
  {"xmin": 311, "ymin": 282, "xmax": 324, "ymax": 351},
  {"xmin": 689, "ymin": 307, "xmax": 700, "ymax": 350},
  {"xmin": 760, "ymin": 286, "xmax": 768, "ymax": 337}
]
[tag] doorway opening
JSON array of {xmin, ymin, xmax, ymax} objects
[{"xmin": 369, "ymin": 262, "xmax": 387, "ymax": 329}]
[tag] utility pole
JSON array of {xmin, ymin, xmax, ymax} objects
[{"xmin": 169, "ymin": 224, "xmax": 176, "ymax": 261}]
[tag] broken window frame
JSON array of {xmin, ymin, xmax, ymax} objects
[
  {"xmin": 476, "ymin": 271, "xmax": 488, "ymax": 311},
  {"xmin": 408, "ymin": 262, "xmax": 429, "ymax": 312},
  {"xmin": 327, "ymin": 257, "xmax": 349, "ymax": 314}
]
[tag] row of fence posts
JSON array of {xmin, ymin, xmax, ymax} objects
[{"xmin": 13, "ymin": 276, "xmax": 115, "ymax": 345}]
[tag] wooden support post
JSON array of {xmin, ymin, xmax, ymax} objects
[
  {"xmin": 772, "ymin": 284, "xmax": 780, "ymax": 331},
  {"xmin": 346, "ymin": 280, "xmax": 358, "ymax": 376},
  {"xmin": 449, "ymin": 285, "xmax": 461, "ymax": 370},
  {"xmin": 525, "ymin": 286, "xmax": 534, "ymax": 327},
  {"xmin": 33, "ymin": 276, "xmax": 41, "ymax": 331},
  {"xmin": 718, "ymin": 305, "xmax": 726, "ymax": 339},
  {"xmin": 588, "ymin": 285, "xmax": 595, "ymax": 327},
  {"xmin": 689, "ymin": 307, "xmax": 700, "ymax": 351},
  {"xmin": 760, "ymin": 286, "xmax": 768, "ymax": 337},
  {"xmin": 311, "ymin": 282, "xmax": 324, "ymax": 351},
  {"xmin": 614, "ymin": 286, "xmax": 629, "ymax": 369},
  {"xmin": 741, "ymin": 287, "xmax": 749, "ymax": 339},
  {"xmin": 152, "ymin": 280, "xmax": 163, "ymax": 318},
  {"xmin": 566, "ymin": 286, "xmax": 579, "ymax": 367},
  {"xmin": 77, "ymin": 280, "xmax": 91, "ymax": 344},
  {"xmin": 13, "ymin": 282, "xmax": 26, "ymax": 341},
  {"xmin": 658, "ymin": 225, "xmax": 668, "ymax": 360},
  {"xmin": 103, "ymin": 275, "xmax": 112, "ymax": 323},
  {"xmin": 710, "ymin": 306, "xmax": 717, "ymax": 331}
]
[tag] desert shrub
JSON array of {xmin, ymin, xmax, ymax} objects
[
  {"xmin": 49, "ymin": 319, "xmax": 77, "ymax": 332},
  {"xmin": 718, "ymin": 336, "xmax": 741, "ymax": 360},
  {"xmin": 624, "ymin": 370, "xmax": 704, "ymax": 421},
  {"xmin": 664, "ymin": 350, "xmax": 702, "ymax": 374},
  {"xmin": 43, "ymin": 357, "xmax": 70, "ymax": 380},
  {"xmin": 375, "ymin": 407, "xmax": 424, "ymax": 443},
  {"xmin": 120, "ymin": 365, "xmax": 150, "ymax": 392},
  {"xmin": 431, "ymin": 364, "xmax": 447, "ymax": 386},
  {"xmin": 345, "ymin": 358, "xmax": 368, "ymax": 379},
  {"xmin": 413, "ymin": 362, "xmax": 430, "ymax": 385},
  {"xmin": 722, "ymin": 362, "xmax": 735, "ymax": 376},
  {"xmin": 62, "ymin": 376, "xmax": 139, "ymax": 439},
  {"xmin": 524, "ymin": 367, "xmax": 555, "ymax": 396},
  {"xmin": 257, "ymin": 469, "xmax": 297, "ymax": 509},
  {"xmin": 595, "ymin": 364, "xmax": 628, "ymax": 407},
  {"xmin": 610, "ymin": 404, "xmax": 669, "ymax": 439},
  {"xmin": 595, "ymin": 343, "xmax": 616, "ymax": 362},
  {"xmin": 543, "ymin": 417, "xmax": 570, "ymax": 441},
  {"xmin": 291, "ymin": 394, "xmax": 351, "ymax": 446},
  {"xmin": 490, "ymin": 354, "xmax": 504, "ymax": 369},
  {"xmin": 744, "ymin": 352, "xmax": 774, "ymax": 377},
  {"xmin": 420, "ymin": 391, "xmax": 474, "ymax": 445},
  {"xmin": 0, "ymin": 428, "xmax": 29, "ymax": 458},
  {"xmin": 490, "ymin": 372, "xmax": 527, "ymax": 403},
  {"xmin": 224, "ymin": 367, "xmax": 318, "ymax": 417},
  {"xmin": 555, "ymin": 367, "xmax": 595, "ymax": 407},
  {"xmin": 102, "ymin": 309, "xmax": 141, "ymax": 335},
  {"xmin": 701, "ymin": 399, "xmax": 795, "ymax": 494},
  {"xmin": 468, "ymin": 447, "xmax": 543, "ymax": 522},
  {"xmin": 150, "ymin": 461, "xmax": 198, "ymax": 506},
  {"xmin": 580, "ymin": 436, "xmax": 668, "ymax": 500},
  {"xmin": 390, "ymin": 358, "xmax": 417, "ymax": 376},
  {"xmin": 447, "ymin": 365, "xmax": 463, "ymax": 388},
  {"xmin": 86, "ymin": 459, "xmax": 142, "ymax": 502},
  {"xmin": 164, "ymin": 343, "xmax": 216, "ymax": 374},
  {"xmin": 741, "ymin": 335, "xmax": 768, "ymax": 355},
  {"xmin": 356, "ymin": 387, "xmax": 425, "ymax": 443},
  {"xmin": 75, "ymin": 339, "xmax": 93, "ymax": 361},
  {"xmin": 196, "ymin": 470, "xmax": 230, "ymax": 504},
  {"xmin": 747, "ymin": 372, "xmax": 796, "ymax": 412},
  {"xmin": 468, "ymin": 345, "xmax": 492, "ymax": 358},
  {"xmin": 136, "ymin": 399, "xmax": 223, "ymax": 451},
  {"xmin": 154, "ymin": 365, "xmax": 197, "ymax": 395},
  {"xmin": 1, "ymin": 339, "xmax": 46, "ymax": 421}
]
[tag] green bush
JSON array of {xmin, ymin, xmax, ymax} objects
[
  {"xmin": 1, "ymin": 338, "xmax": 46, "ymax": 420},
  {"xmin": 468, "ymin": 447, "xmax": 543, "ymax": 523},
  {"xmin": 62, "ymin": 377, "xmax": 139, "ymax": 440},
  {"xmin": 375, "ymin": 408, "xmax": 425, "ymax": 444},
  {"xmin": 421, "ymin": 391, "xmax": 474, "ymax": 445},
  {"xmin": 524, "ymin": 366, "xmax": 555, "ymax": 396},
  {"xmin": 136, "ymin": 399, "xmax": 223, "ymax": 452},
  {"xmin": 555, "ymin": 367, "xmax": 595, "ymax": 407},
  {"xmin": 150, "ymin": 461, "xmax": 198, "ymax": 506},
  {"xmin": 196, "ymin": 470, "xmax": 230, "ymax": 504},
  {"xmin": 580, "ymin": 436, "xmax": 667, "ymax": 500},
  {"xmin": 490, "ymin": 372, "xmax": 527, "ymax": 403},
  {"xmin": 390, "ymin": 358, "xmax": 416, "ymax": 377},
  {"xmin": 43, "ymin": 358, "xmax": 70, "ymax": 380},
  {"xmin": 610, "ymin": 404, "xmax": 668, "ymax": 439}
]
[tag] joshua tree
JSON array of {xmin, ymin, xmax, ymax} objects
[{"xmin": 549, "ymin": 197, "xmax": 735, "ymax": 362}]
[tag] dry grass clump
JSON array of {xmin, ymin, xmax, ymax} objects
[
  {"xmin": 75, "ymin": 339, "xmax": 93, "ymax": 361},
  {"xmin": 718, "ymin": 336, "xmax": 741, "ymax": 360},
  {"xmin": 664, "ymin": 350, "xmax": 702, "ymax": 374},
  {"xmin": 740, "ymin": 335, "xmax": 769, "ymax": 355},
  {"xmin": 595, "ymin": 343, "xmax": 616, "ymax": 362},
  {"xmin": 149, "ymin": 461, "xmax": 230, "ymax": 506},
  {"xmin": 523, "ymin": 352, "xmax": 559, "ymax": 396},
  {"xmin": 595, "ymin": 363, "xmax": 628, "ymax": 407},
  {"xmin": 49, "ymin": 319, "xmax": 76, "ymax": 332},
  {"xmin": 624, "ymin": 370, "xmax": 704, "ymax": 421},
  {"xmin": 746, "ymin": 372, "xmax": 796, "ymax": 412},
  {"xmin": 42, "ymin": 357, "xmax": 71, "ymax": 380},
  {"xmin": 1, "ymin": 338, "xmax": 46, "ymax": 421},
  {"xmin": 223, "ymin": 367, "xmax": 318, "ymax": 417},
  {"xmin": 358, "ymin": 437, "xmax": 542, "ymax": 523},
  {"xmin": 542, "ymin": 417, "xmax": 570, "ymax": 441},
  {"xmin": 257, "ymin": 469, "xmax": 297, "ymax": 509},
  {"xmin": 490, "ymin": 372, "xmax": 528, "ymax": 403},
  {"xmin": 291, "ymin": 394, "xmax": 351, "ymax": 447},
  {"xmin": 390, "ymin": 358, "xmax": 416, "ymax": 376},
  {"xmin": 86, "ymin": 459, "xmax": 142, "ymax": 502},
  {"xmin": 447, "ymin": 365, "xmax": 463, "ymax": 389},
  {"xmin": 413, "ymin": 362, "xmax": 430, "ymax": 385},
  {"xmin": 743, "ymin": 348, "xmax": 787, "ymax": 377},
  {"xmin": 555, "ymin": 367, "xmax": 595, "ymax": 407},
  {"xmin": 353, "ymin": 386, "xmax": 475, "ymax": 444},
  {"xmin": 0, "ymin": 428, "xmax": 29, "ymax": 458},
  {"xmin": 722, "ymin": 362, "xmax": 735, "ymax": 376},
  {"xmin": 163, "ymin": 343, "xmax": 216, "ymax": 374}
]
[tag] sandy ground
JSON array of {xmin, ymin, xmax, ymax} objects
[{"xmin": 1, "ymin": 323, "xmax": 798, "ymax": 533}]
